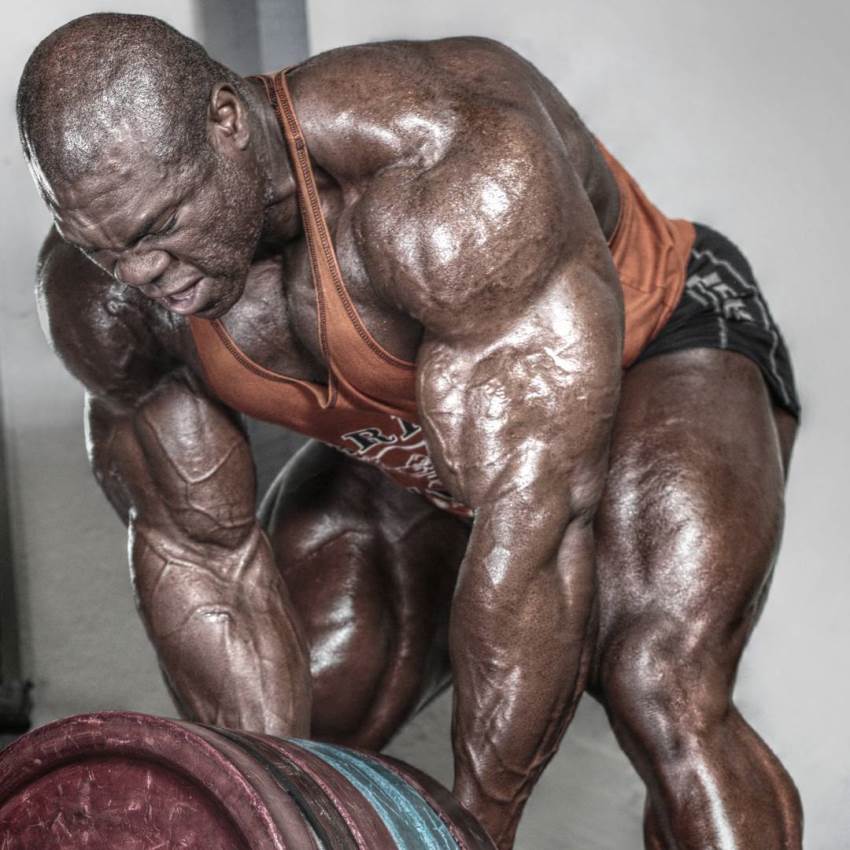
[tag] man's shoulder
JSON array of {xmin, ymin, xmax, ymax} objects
[
  {"xmin": 288, "ymin": 36, "xmax": 556, "ymax": 177},
  {"xmin": 291, "ymin": 38, "xmax": 606, "ymax": 334},
  {"xmin": 37, "ymin": 229, "xmax": 182, "ymax": 408},
  {"xmin": 294, "ymin": 35, "xmax": 546, "ymax": 129},
  {"xmin": 299, "ymin": 35, "xmax": 519, "ymax": 82}
]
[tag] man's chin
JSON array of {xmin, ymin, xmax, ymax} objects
[{"xmin": 190, "ymin": 298, "xmax": 232, "ymax": 320}]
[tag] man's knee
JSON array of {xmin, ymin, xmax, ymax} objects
[
  {"xmin": 599, "ymin": 620, "xmax": 734, "ymax": 764},
  {"xmin": 259, "ymin": 440, "xmax": 348, "ymax": 531}
]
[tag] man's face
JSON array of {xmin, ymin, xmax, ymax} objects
[{"xmin": 47, "ymin": 139, "xmax": 264, "ymax": 318}]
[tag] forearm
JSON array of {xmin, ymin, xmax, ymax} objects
[
  {"xmin": 130, "ymin": 517, "xmax": 311, "ymax": 736},
  {"xmin": 451, "ymin": 510, "xmax": 596, "ymax": 848}
]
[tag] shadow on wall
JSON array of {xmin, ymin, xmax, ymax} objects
[
  {"xmin": 0, "ymin": 375, "xmax": 32, "ymax": 747},
  {"xmin": 195, "ymin": 0, "xmax": 310, "ymax": 74}
]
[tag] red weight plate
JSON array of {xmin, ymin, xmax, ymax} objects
[
  {"xmin": 0, "ymin": 756, "xmax": 250, "ymax": 850},
  {"xmin": 0, "ymin": 712, "xmax": 309, "ymax": 849}
]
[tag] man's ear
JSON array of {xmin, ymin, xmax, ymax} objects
[{"xmin": 208, "ymin": 83, "xmax": 251, "ymax": 152}]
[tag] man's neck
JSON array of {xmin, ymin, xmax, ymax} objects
[
  {"xmin": 249, "ymin": 74, "xmax": 349, "ymax": 255},
  {"xmin": 246, "ymin": 76, "xmax": 301, "ymax": 244}
]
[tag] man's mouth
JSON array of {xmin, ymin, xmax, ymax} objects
[{"xmin": 161, "ymin": 278, "xmax": 208, "ymax": 315}]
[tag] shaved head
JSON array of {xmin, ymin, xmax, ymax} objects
[{"xmin": 17, "ymin": 13, "xmax": 249, "ymax": 188}]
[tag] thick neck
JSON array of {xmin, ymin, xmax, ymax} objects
[
  {"xmin": 246, "ymin": 76, "xmax": 301, "ymax": 244},
  {"xmin": 249, "ymin": 73, "xmax": 347, "ymax": 251}
]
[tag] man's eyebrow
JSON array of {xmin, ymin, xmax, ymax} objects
[
  {"xmin": 124, "ymin": 206, "xmax": 177, "ymax": 248},
  {"xmin": 124, "ymin": 214, "xmax": 159, "ymax": 247}
]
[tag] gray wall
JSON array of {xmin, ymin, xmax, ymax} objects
[
  {"xmin": 2, "ymin": 1, "xmax": 847, "ymax": 848},
  {"xmin": 198, "ymin": 0, "xmax": 309, "ymax": 74},
  {"xmin": 305, "ymin": 1, "xmax": 850, "ymax": 848}
]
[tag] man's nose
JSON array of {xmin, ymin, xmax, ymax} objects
[{"xmin": 115, "ymin": 250, "xmax": 170, "ymax": 289}]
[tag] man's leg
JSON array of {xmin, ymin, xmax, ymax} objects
[
  {"xmin": 259, "ymin": 440, "xmax": 469, "ymax": 749},
  {"xmin": 590, "ymin": 348, "xmax": 801, "ymax": 849}
]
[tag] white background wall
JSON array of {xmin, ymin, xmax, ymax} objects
[{"xmin": 1, "ymin": 2, "xmax": 847, "ymax": 848}]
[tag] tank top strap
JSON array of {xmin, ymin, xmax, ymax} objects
[
  {"xmin": 260, "ymin": 71, "xmax": 418, "ymax": 385},
  {"xmin": 257, "ymin": 70, "xmax": 338, "ymax": 368}
]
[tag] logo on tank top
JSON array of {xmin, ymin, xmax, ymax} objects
[
  {"xmin": 340, "ymin": 416, "xmax": 422, "ymax": 452},
  {"xmin": 338, "ymin": 417, "xmax": 472, "ymax": 517}
]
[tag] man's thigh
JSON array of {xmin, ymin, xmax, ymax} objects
[
  {"xmin": 259, "ymin": 440, "xmax": 469, "ymax": 748},
  {"xmin": 590, "ymin": 347, "xmax": 796, "ymax": 701}
]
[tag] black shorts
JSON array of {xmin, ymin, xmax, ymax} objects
[{"xmin": 634, "ymin": 222, "xmax": 801, "ymax": 420}]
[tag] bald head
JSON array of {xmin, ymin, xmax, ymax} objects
[{"xmin": 17, "ymin": 13, "xmax": 248, "ymax": 188}]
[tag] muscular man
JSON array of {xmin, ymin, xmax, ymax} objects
[{"xmin": 18, "ymin": 14, "xmax": 802, "ymax": 849}]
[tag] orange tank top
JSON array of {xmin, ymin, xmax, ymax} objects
[
  {"xmin": 596, "ymin": 141, "xmax": 696, "ymax": 364},
  {"xmin": 188, "ymin": 69, "xmax": 694, "ymax": 518}
]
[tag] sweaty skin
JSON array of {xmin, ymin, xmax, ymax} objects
[{"xmin": 28, "ymin": 30, "xmax": 800, "ymax": 850}]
